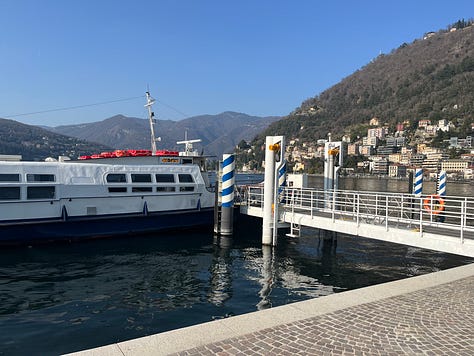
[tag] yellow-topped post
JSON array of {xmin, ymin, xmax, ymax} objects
[{"xmin": 262, "ymin": 136, "xmax": 285, "ymax": 246}]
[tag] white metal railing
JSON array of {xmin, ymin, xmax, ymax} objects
[{"xmin": 239, "ymin": 186, "xmax": 474, "ymax": 243}]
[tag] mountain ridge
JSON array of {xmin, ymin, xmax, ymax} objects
[
  {"xmin": 0, "ymin": 118, "xmax": 111, "ymax": 160},
  {"xmin": 44, "ymin": 111, "xmax": 281, "ymax": 157}
]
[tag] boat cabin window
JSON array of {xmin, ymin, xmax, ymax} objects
[
  {"xmin": 182, "ymin": 158, "xmax": 193, "ymax": 164},
  {"xmin": 106, "ymin": 173, "xmax": 127, "ymax": 183},
  {"xmin": 178, "ymin": 174, "xmax": 194, "ymax": 183},
  {"xmin": 156, "ymin": 186, "xmax": 175, "ymax": 192},
  {"xmin": 27, "ymin": 174, "xmax": 55, "ymax": 182},
  {"xmin": 132, "ymin": 187, "xmax": 153, "ymax": 193},
  {"xmin": 180, "ymin": 186, "xmax": 195, "ymax": 192},
  {"xmin": 0, "ymin": 187, "xmax": 20, "ymax": 200},
  {"xmin": 27, "ymin": 186, "xmax": 55, "ymax": 199},
  {"xmin": 155, "ymin": 174, "xmax": 175, "ymax": 183},
  {"xmin": 131, "ymin": 174, "xmax": 152, "ymax": 183},
  {"xmin": 0, "ymin": 174, "xmax": 20, "ymax": 182},
  {"xmin": 108, "ymin": 187, "xmax": 127, "ymax": 193}
]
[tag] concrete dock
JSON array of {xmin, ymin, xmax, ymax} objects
[{"xmin": 67, "ymin": 263, "xmax": 474, "ymax": 355}]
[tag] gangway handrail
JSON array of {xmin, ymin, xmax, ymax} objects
[{"xmin": 239, "ymin": 185, "xmax": 474, "ymax": 244}]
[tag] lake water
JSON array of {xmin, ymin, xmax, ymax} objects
[
  {"xmin": 0, "ymin": 175, "xmax": 473, "ymax": 355},
  {"xmin": 313, "ymin": 175, "xmax": 474, "ymax": 196}
]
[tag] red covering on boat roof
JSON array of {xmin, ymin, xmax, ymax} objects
[
  {"xmin": 78, "ymin": 149, "xmax": 179, "ymax": 160},
  {"xmin": 156, "ymin": 150, "xmax": 179, "ymax": 156}
]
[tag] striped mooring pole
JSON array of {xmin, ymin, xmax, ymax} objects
[
  {"xmin": 277, "ymin": 161, "xmax": 287, "ymax": 195},
  {"xmin": 437, "ymin": 170, "xmax": 447, "ymax": 197},
  {"xmin": 219, "ymin": 154, "xmax": 235, "ymax": 235},
  {"xmin": 414, "ymin": 168, "xmax": 423, "ymax": 197}
]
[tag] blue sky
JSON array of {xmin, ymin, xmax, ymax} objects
[{"xmin": 0, "ymin": 1, "xmax": 472, "ymax": 126}]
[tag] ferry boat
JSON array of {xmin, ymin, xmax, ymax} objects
[{"xmin": 0, "ymin": 92, "xmax": 215, "ymax": 245}]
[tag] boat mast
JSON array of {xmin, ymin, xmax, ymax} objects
[{"xmin": 145, "ymin": 91, "xmax": 160, "ymax": 155}]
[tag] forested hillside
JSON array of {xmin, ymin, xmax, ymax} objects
[
  {"xmin": 0, "ymin": 118, "xmax": 111, "ymax": 160},
  {"xmin": 256, "ymin": 22, "xmax": 474, "ymax": 145}
]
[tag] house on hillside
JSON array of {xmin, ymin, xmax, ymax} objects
[
  {"xmin": 363, "ymin": 136, "xmax": 378, "ymax": 147},
  {"xmin": 460, "ymin": 153, "xmax": 474, "ymax": 163},
  {"xmin": 423, "ymin": 32, "xmax": 436, "ymax": 40},
  {"xmin": 368, "ymin": 127, "xmax": 387, "ymax": 139},
  {"xmin": 418, "ymin": 119, "xmax": 431, "ymax": 129},
  {"xmin": 370, "ymin": 157, "xmax": 389, "ymax": 175},
  {"xmin": 449, "ymin": 136, "xmax": 472, "ymax": 148},
  {"xmin": 441, "ymin": 160, "xmax": 469, "ymax": 173},
  {"xmin": 293, "ymin": 162, "xmax": 305, "ymax": 173},
  {"xmin": 410, "ymin": 154, "xmax": 426, "ymax": 167},
  {"xmin": 396, "ymin": 123, "xmax": 405, "ymax": 133},
  {"xmin": 388, "ymin": 153, "xmax": 402, "ymax": 164},
  {"xmin": 342, "ymin": 135, "xmax": 351, "ymax": 143},
  {"xmin": 347, "ymin": 143, "xmax": 360, "ymax": 156},
  {"xmin": 425, "ymin": 125, "xmax": 437, "ymax": 136},
  {"xmin": 438, "ymin": 119, "xmax": 451, "ymax": 132},
  {"xmin": 360, "ymin": 145, "xmax": 374, "ymax": 156},
  {"xmin": 369, "ymin": 117, "xmax": 380, "ymax": 126},
  {"xmin": 388, "ymin": 164, "xmax": 407, "ymax": 178},
  {"xmin": 464, "ymin": 167, "xmax": 473, "ymax": 180},
  {"xmin": 416, "ymin": 143, "xmax": 427, "ymax": 153}
]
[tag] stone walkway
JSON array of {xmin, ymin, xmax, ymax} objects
[
  {"xmin": 171, "ymin": 276, "xmax": 474, "ymax": 355},
  {"xmin": 68, "ymin": 263, "xmax": 474, "ymax": 356}
]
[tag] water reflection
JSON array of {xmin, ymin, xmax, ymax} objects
[
  {"xmin": 208, "ymin": 236, "xmax": 233, "ymax": 308},
  {"xmin": 0, "ymin": 230, "xmax": 472, "ymax": 355},
  {"xmin": 256, "ymin": 245, "xmax": 274, "ymax": 310}
]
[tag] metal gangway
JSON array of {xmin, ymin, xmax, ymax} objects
[{"xmin": 239, "ymin": 186, "xmax": 474, "ymax": 257}]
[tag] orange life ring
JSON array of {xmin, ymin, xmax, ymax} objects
[{"xmin": 423, "ymin": 194, "xmax": 445, "ymax": 214}]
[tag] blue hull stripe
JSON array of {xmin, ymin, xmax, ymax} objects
[{"xmin": 0, "ymin": 208, "xmax": 214, "ymax": 246}]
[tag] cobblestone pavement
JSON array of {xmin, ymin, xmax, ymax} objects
[{"xmin": 172, "ymin": 276, "xmax": 474, "ymax": 355}]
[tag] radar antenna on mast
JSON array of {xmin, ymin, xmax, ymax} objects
[
  {"xmin": 145, "ymin": 91, "xmax": 161, "ymax": 155},
  {"xmin": 177, "ymin": 130, "xmax": 202, "ymax": 156}
]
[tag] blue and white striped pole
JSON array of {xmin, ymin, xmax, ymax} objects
[
  {"xmin": 220, "ymin": 154, "xmax": 235, "ymax": 235},
  {"xmin": 437, "ymin": 170, "xmax": 446, "ymax": 197},
  {"xmin": 221, "ymin": 154, "xmax": 235, "ymax": 208},
  {"xmin": 277, "ymin": 161, "xmax": 287, "ymax": 195},
  {"xmin": 414, "ymin": 168, "xmax": 423, "ymax": 197},
  {"xmin": 436, "ymin": 170, "xmax": 447, "ymax": 223}
]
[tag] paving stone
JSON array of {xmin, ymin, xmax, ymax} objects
[{"xmin": 170, "ymin": 276, "xmax": 474, "ymax": 355}]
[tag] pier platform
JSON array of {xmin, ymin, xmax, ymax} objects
[{"xmin": 67, "ymin": 262, "xmax": 474, "ymax": 355}]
